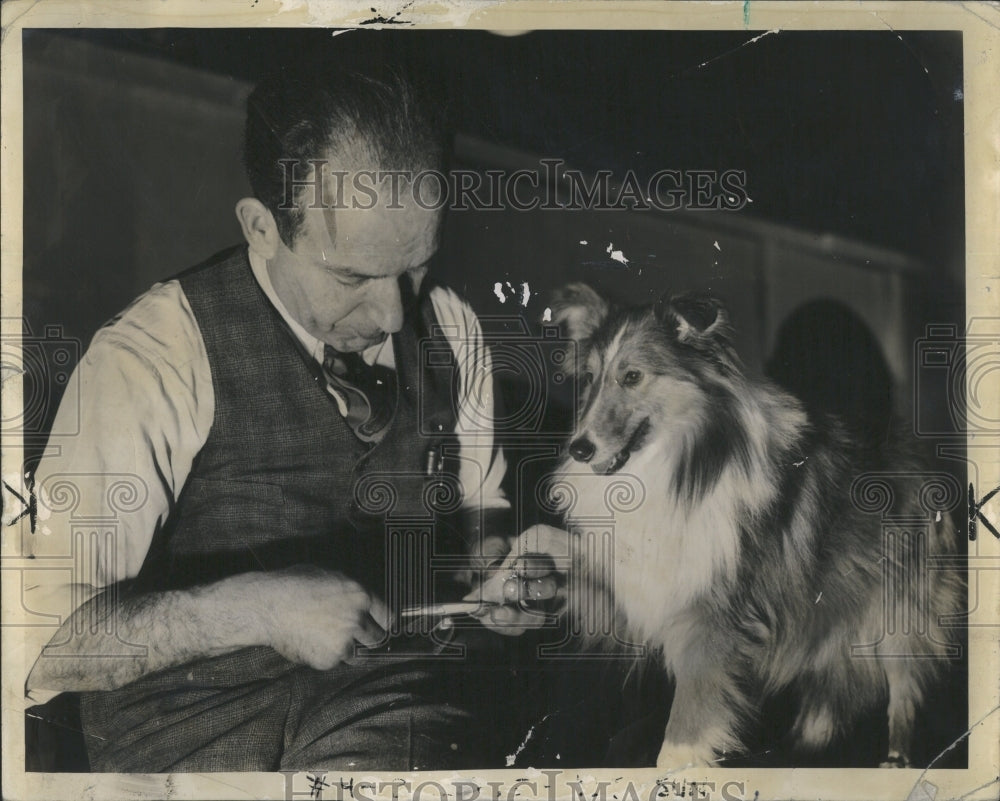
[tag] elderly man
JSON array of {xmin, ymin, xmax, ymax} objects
[{"xmin": 24, "ymin": 62, "xmax": 557, "ymax": 772}]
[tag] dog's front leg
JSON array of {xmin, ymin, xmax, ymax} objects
[{"xmin": 656, "ymin": 658, "xmax": 746, "ymax": 770}]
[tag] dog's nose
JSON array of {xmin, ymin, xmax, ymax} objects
[{"xmin": 568, "ymin": 437, "xmax": 596, "ymax": 463}]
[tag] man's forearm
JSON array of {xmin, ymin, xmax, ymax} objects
[{"xmin": 26, "ymin": 575, "xmax": 264, "ymax": 693}]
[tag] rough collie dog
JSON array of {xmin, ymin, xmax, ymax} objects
[{"xmin": 546, "ymin": 283, "xmax": 963, "ymax": 770}]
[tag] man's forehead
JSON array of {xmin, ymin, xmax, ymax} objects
[
  {"xmin": 325, "ymin": 197, "xmax": 439, "ymax": 239},
  {"xmin": 307, "ymin": 201, "xmax": 440, "ymax": 272},
  {"xmin": 294, "ymin": 152, "xmax": 443, "ymax": 264}
]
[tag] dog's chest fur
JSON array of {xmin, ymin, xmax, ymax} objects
[{"xmin": 557, "ymin": 443, "xmax": 757, "ymax": 664}]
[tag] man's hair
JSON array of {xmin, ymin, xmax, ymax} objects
[{"xmin": 244, "ymin": 61, "xmax": 446, "ymax": 247}]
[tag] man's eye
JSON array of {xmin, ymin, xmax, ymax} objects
[{"xmin": 621, "ymin": 370, "xmax": 643, "ymax": 387}]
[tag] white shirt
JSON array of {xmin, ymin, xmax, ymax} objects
[{"xmin": 22, "ymin": 247, "xmax": 507, "ymax": 702}]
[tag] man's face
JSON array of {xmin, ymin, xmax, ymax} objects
[{"xmin": 267, "ymin": 175, "xmax": 442, "ymax": 353}]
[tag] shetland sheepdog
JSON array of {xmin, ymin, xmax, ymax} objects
[{"xmin": 545, "ymin": 283, "xmax": 963, "ymax": 770}]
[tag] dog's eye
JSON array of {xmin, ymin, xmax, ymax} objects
[
  {"xmin": 621, "ymin": 369, "xmax": 643, "ymax": 387},
  {"xmin": 580, "ymin": 371, "xmax": 594, "ymax": 389}
]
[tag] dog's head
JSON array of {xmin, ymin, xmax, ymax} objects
[{"xmin": 551, "ymin": 283, "xmax": 740, "ymax": 474}]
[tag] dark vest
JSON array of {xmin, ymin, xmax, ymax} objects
[
  {"xmin": 132, "ymin": 247, "xmax": 462, "ymax": 599},
  {"xmin": 77, "ymin": 250, "xmax": 472, "ymax": 763}
]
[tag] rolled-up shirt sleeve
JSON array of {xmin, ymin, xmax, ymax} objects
[
  {"xmin": 23, "ymin": 281, "xmax": 212, "ymax": 701},
  {"xmin": 428, "ymin": 286, "xmax": 509, "ymax": 514}
]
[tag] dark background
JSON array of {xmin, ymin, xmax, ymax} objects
[
  {"xmin": 21, "ymin": 28, "xmax": 968, "ymax": 771},
  {"xmin": 23, "ymin": 28, "xmax": 966, "ymax": 341},
  {"xmin": 34, "ymin": 27, "xmax": 967, "ymax": 265}
]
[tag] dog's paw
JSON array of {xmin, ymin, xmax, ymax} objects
[
  {"xmin": 878, "ymin": 751, "xmax": 911, "ymax": 769},
  {"xmin": 791, "ymin": 706, "xmax": 836, "ymax": 750},
  {"xmin": 655, "ymin": 740, "xmax": 715, "ymax": 771}
]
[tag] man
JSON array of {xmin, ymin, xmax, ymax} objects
[{"xmin": 24, "ymin": 62, "xmax": 557, "ymax": 772}]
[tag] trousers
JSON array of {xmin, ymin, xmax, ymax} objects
[{"xmin": 80, "ymin": 645, "xmax": 484, "ymax": 772}]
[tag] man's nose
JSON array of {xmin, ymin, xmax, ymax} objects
[
  {"xmin": 568, "ymin": 437, "xmax": 596, "ymax": 463},
  {"xmin": 371, "ymin": 278, "xmax": 404, "ymax": 334}
]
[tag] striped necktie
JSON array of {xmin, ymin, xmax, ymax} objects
[{"xmin": 322, "ymin": 345, "xmax": 397, "ymax": 443}]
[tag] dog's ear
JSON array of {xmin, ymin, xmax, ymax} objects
[
  {"xmin": 655, "ymin": 293, "xmax": 730, "ymax": 346},
  {"xmin": 549, "ymin": 283, "xmax": 609, "ymax": 342}
]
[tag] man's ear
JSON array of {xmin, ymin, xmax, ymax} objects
[
  {"xmin": 655, "ymin": 292, "xmax": 730, "ymax": 346},
  {"xmin": 550, "ymin": 283, "xmax": 609, "ymax": 342},
  {"xmin": 235, "ymin": 198, "xmax": 281, "ymax": 260}
]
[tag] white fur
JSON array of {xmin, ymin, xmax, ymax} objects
[
  {"xmin": 795, "ymin": 707, "xmax": 836, "ymax": 748},
  {"xmin": 656, "ymin": 729, "xmax": 729, "ymax": 773},
  {"xmin": 558, "ymin": 378, "xmax": 807, "ymax": 651},
  {"xmin": 557, "ymin": 441, "xmax": 744, "ymax": 660}
]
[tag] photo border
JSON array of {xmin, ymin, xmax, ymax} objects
[{"xmin": 2, "ymin": 2, "xmax": 997, "ymax": 800}]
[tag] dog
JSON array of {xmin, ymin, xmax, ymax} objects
[{"xmin": 544, "ymin": 283, "xmax": 963, "ymax": 769}]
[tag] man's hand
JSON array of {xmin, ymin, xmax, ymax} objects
[
  {"xmin": 253, "ymin": 566, "xmax": 389, "ymax": 671},
  {"xmin": 463, "ymin": 524, "xmax": 572, "ymax": 636}
]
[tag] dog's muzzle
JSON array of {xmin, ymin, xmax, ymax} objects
[{"xmin": 568, "ymin": 419, "xmax": 651, "ymax": 475}]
